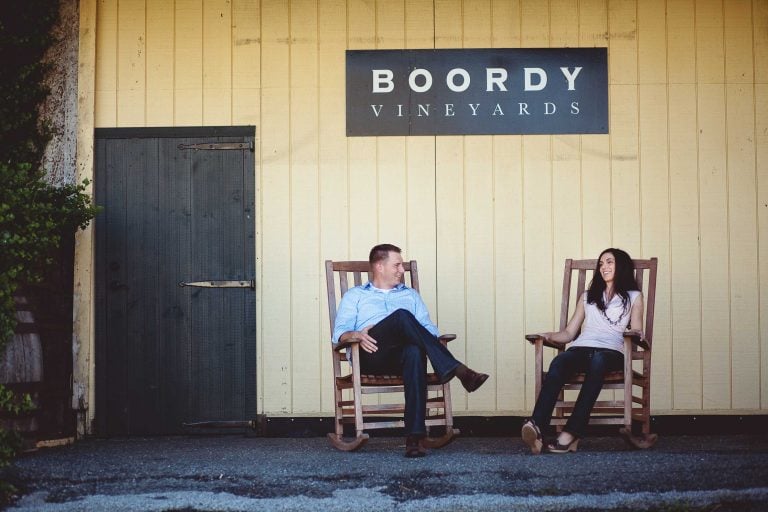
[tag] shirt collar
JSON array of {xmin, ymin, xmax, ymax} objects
[{"xmin": 363, "ymin": 282, "xmax": 406, "ymax": 292}]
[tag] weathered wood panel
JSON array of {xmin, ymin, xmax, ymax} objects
[
  {"xmin": 318, "ymin": 0, "xmax": 348, "ymax": 414},
  {"xmin": 94, "ymin": 0, "xmax": 117, "ymax": 126},
  {"xmin": 82, "ymin": 0, "xmax": 768, "ymax": 424},
  {"xmin": 259, "ymin": 0, "xmax": 292, "ymax": 415},
  {"xmin": 146, "ymin": 0, "xmax": 174, "ymax": 125},
  {"xmin": 289, "ymin": 0, "xmax": 322, "ymax": 413},
  {"xmin": 202, "ymin": 0, "xmax": 233, "ymax": 125},
  {"xmin": 174, "ymin": 0, "xmax": 203, "ymax": 125},
  {"xmin": 434, "ymin": 0, "xmax": 468, "ymax": 410},
  {"xmin": 725, "ymin": 0, "xmax": 759, "ymax": 409},
  {"xmin": 758, "ymin": 80, "xmax": 768, "ymax": 409},
  {"xmin": 94, "ymin": 130, "xmax": 256, "ymax": 435}
]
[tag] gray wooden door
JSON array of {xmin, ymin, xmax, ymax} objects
[{"xmin": 94, "ymin": 127, "xmax": 256, "ymax": 436}]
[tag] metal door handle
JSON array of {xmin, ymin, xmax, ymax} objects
[{"xmin": 179, "ymin": 280, "xmax": 255, "ymax": 290}]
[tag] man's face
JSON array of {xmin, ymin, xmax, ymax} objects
[{"xmin": 376, "ymin": 251, "xmax": 404, "ymax": 289}]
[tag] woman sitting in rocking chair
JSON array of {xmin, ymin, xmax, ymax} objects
[{"xmin": 522, "ymin": 248, "xmax": 644, "ymax": 454}]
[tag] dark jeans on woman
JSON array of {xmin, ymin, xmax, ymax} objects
[
  {"xmin": 531, "ymin": 346, "xmax": 624, "ymax": 438},
  {"xmin": 359, "ymin": 308, "xmax": 461, "ymax": 436}
]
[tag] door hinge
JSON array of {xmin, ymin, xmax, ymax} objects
[
  {"xmin": 177, "ymin": 141, "xmax": 253, "ymax": 151},
  {"xmin": 179, "ymin": 279, "xmax": 255, "ymax": 290}
]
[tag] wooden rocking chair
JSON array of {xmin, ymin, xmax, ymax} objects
[
  {"xmin": 525, "ymin": 257, "xmax": 659, "ymax": 449},
  {"xmin": 325, "ymin": 260, "xmax": 459, "ymax": 451}
]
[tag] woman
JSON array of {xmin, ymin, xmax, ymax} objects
[{"xmin": 521, "ymin": 248, "xmax": 644, "ymax": 454}]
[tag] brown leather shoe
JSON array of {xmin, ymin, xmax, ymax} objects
[
  {"xmin": 404, "ymin": 435, "xmax": 426, "ymax": 458},
  {"xmin": 456, "ymin": 366, "xmax": 489, "ymax": 393}
]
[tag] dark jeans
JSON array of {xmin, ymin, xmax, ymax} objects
[
  {"xmin": 359, "ymin": 308, "xmax": 461, "ymax": 436},
  {"xmin": 531, "ymin": 346, "xmax": 623, "ymax": 438}
]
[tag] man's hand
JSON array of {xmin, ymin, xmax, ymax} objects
[
  {"xmin": 340, "ymin": 326, "xmax": 378, "ymax": 353},
  {"xmin": 356, "ymin": 325, "xmax": 378, "ymax": 353}
]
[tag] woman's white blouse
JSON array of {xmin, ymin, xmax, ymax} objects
[{"xmin": 570, "ymin": 290, "xmax": 641, "ymax": 354}]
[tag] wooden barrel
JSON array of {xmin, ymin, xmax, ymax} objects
[{"xmin": 0, "ymin": 295, "xmax": 42, "ymax": 449}]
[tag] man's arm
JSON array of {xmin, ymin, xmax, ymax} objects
[
  {"xmin": 411, "ymin": 289, "xmax": 440, "ymax": 337},
  {"xmin": 332, "ymin": 288, "xmax": 360, "ymax": 343},
  {"xmin": 333, "ymin": 288, "xmax": 380, "ymax": 353}
]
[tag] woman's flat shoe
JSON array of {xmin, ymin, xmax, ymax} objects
[
  {"xmin": 521, "ymin": 420, "xmax": 543, "ymax": 455},
  {"xmin": 547, "ymin": 437, "xmax": 579, "ymax": 454}
]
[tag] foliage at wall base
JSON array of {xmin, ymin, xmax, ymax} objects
[
  {"xmin": 0, "ymin": 0, "xmax": 98, "ymax": 494},
  {"xmin": 0, "ymin": 384, "xmax": 33, "ymax": 503},
  {"xmin": 0, "ymin": 162, "xmax": 97, "ymax": 347}
]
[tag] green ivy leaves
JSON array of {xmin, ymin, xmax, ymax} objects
[{"xmin": 0, "ymin": 163, "xmax": 98, "ymax": 345}]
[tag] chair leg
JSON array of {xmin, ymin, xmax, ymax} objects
[
  {"xmin": 619, "ymin": 428, "xmax": 658, "ymax": 449},
  {"xmin": 327, "ymin": 432, "xmax": 370, "ymax": 451},
  {"xmin": 422, "ymin": 381, "xmax": 459, "ymax": 449},
  {"xmin": 422, "ymin": 428, "xmax": 460, "ymax": 449},
  {"xmin": 332, "ymin": 391, "xmax": 344, "ymax": 439},
  {"xmin": 620, "ymin": 376, "xmax": 657, "ymax": 449}
]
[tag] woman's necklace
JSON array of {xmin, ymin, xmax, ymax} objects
[{"xmin": 601, "ymin": 292, "xmax": 628, "ymax": 326}]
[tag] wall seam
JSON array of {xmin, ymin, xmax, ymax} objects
[
  {"xmin": 115, "ymin": 0, "xmax": 120, "ymax": 126},
  {"xmin": 143, "ymin": 0, "xmax": 147, "ymax": 126},
  {"xmin": 694, "ymin": 0, "xmax": 703, "ymax": 411},
  {"xmin": 288, "ymin": 0, "xmax": 294, "ymax": 414},
  {"xmin": 315, "ymin": 0, "xmax": 323, "ymax": 417},
  {"xmin": 721, "ymin": 0, "xmax": 733, "ymax": 410},
  {"xmin": 172, "ymin": 0, "xmax": 176, "ymax": 125},
  {"xmin": 664, "ymin": 0, "xmax": 674, "ymax": 412},
  {"xmin": 751, "ymin": 0, "xmax": 763, "ymax": 410}
]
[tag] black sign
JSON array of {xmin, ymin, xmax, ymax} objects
[{"xmin": 346, "ymin": 48, "xmax": 608, "ymax": 136}]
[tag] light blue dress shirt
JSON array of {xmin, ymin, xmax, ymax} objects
[{"xmin": 332, "ymin": 282, "xmax": 440, "ymax": 343}]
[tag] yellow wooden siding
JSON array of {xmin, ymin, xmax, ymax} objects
[
  {"xmin": 725, "ymin": 0, "xmax": 759, "ymax": 410},
  {"xmin": 667, "ymin": 0, "xmax": 699, "ymax": 411},
  {"xmin": 759, "ymin": 80, "xmax": 768, "ymax": 409},
  {"xmin": 116, "ymin": 0, "xmax": 145, "ymax": 125},
  {"xmin": 146, "ymin": 0, "xmax": 175, "ymax": 125},
  {"xmin": 638, "ymin": 0, "xmax": 672, "ymax": 411},
  {"xmin": 758, "ymin": 0, "xmax": 768, "ymax": 412},
  {"xmin": 83, "ymin": 0, "xmax": 768, "ymax": 420},
  {"xmin": 289, "ymin": 0, "xmax": 322, "ymax": 413},
  {"xmin": 94, "ymin": 0, "xmax": 117, "ymax": 126},
  {"xmin": 317, "ymin": 0, "xmax": 348, "ymax": 413},
  {"xmin": 174, "ymin": 0, "xmax": 204, "ymax": 125},
  {"xmin": 260, "ymin": 0, "xmax": 291, "ymax": 414},
  {"xmin": 491, "ymin": 0, "xmax": 525, "ymax": 414},
  {"xmin": 434, "ymin": 0, "xmax": 468, "ymax": 410},
  {"xmin": 203, "ymin": 0, "xmax": 233, "ymax": 125}
]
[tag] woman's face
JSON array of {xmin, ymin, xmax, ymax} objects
[{"xmin": 598, "ymin": 251, "xmax": 617, "ymax": 285}]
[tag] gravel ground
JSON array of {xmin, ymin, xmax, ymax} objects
[{"xmin": 4, "ymin": 434, "xmax": 768, "ymax": 511}]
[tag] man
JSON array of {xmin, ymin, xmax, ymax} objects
[{"xmin": 333, "ymin": 243, "xmax": 489, "ymax": 457}]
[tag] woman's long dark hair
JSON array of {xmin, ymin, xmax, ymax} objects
[{"xmin": 587, "ymin": 248, "xmax": 639, "ymax": 312}]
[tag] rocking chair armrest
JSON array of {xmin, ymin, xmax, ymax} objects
[
  {"xmin": 525, "ymin": 334, "xmax": 567, "ymax": 350},
  {"xmin": 624, "ymin": 330, "xmax": 650, "ymax": 351},
  {"xmin": 438, "ymin": 334, "xmax": 456, "ymax": 343},
  {"xmin": 333, "ymin": 337, "xmax": 361, "ymax": 351}
]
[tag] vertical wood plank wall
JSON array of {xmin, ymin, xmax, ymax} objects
[{"xmin": 85, "ymin": 0, "xmax": 768, "ymax": 417}]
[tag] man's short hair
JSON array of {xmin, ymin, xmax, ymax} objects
[{"xmin": 369, "ymin": 243, "xmax": 401, "ymax": 266}]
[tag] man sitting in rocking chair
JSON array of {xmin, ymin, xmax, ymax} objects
[{"xmin": 333, "ymin": 243, "xmax": 489, "ymax": 457}]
